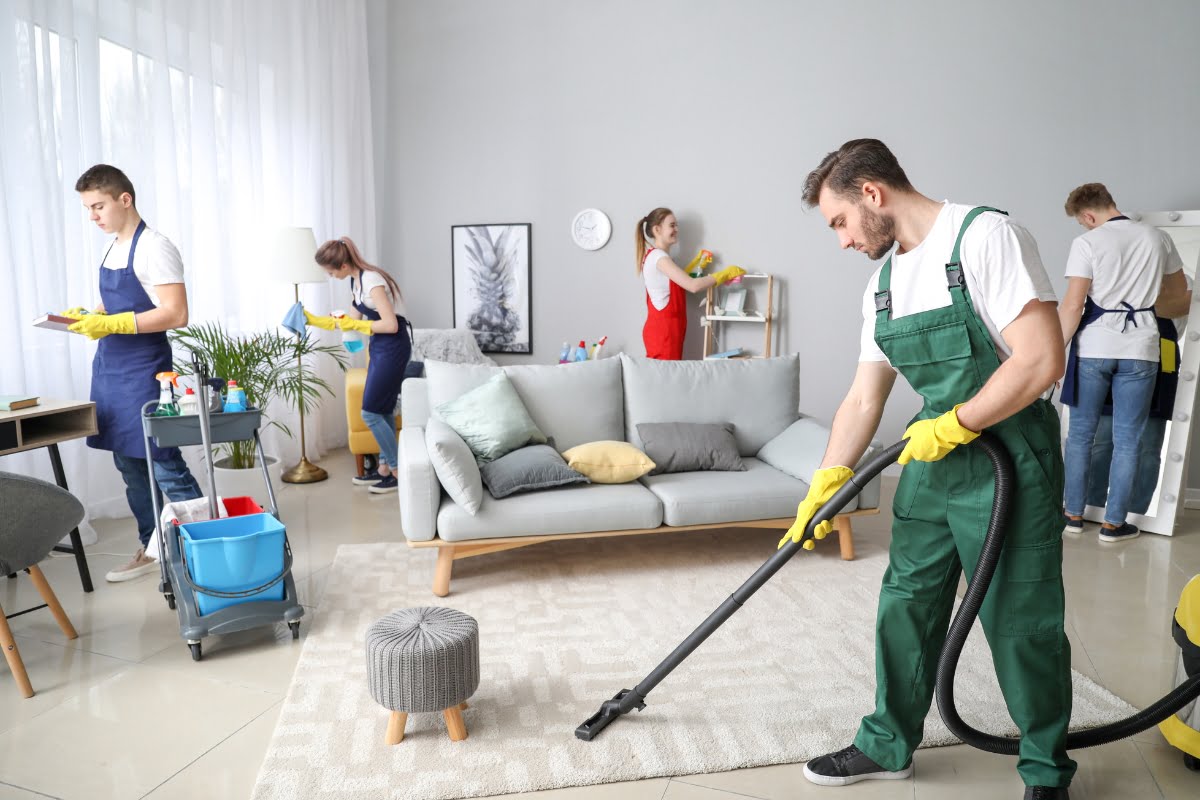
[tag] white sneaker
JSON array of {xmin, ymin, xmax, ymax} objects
[{"xmin": 105, "ymin": 547, "xmax": 159, "ymax": 583}]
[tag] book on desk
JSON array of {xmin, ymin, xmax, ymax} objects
[{"xmin": 0, "ymin": 395, "xmax": 39, "ymax": 412}]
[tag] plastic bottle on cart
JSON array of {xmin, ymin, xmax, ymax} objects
[
  {"xmin": 153, "ymin": 371, "xmax": 180, "ymax": 416},
  {"xmin": 558, "ymin": 341, "xmax": 571, "ymax": 364},
  {"xmin": 223, "ymin": 381, "xmax": 247, "ymax": 413},
  {"xmin": 177, "ymin": 387, "xmax": 199, "ymax": 415}
]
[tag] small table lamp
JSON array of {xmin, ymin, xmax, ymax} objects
[{"xmin": 273, "ymin": 227, "xmax": 329, "ymax": 484}]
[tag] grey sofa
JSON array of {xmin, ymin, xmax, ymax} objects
[{"xmin": 398, "ymin": 353, "xmax": 881, "ymax": 596}]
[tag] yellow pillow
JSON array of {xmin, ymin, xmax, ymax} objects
[{"xmin": 562, "ymin": 441, "xmax": 656, "ymax": 484}]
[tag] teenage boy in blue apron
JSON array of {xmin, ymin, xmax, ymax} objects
[
  {"xmin": 67, "ymin": 165, "xmax": 202, "ymax": 582},
  {"xmin": 783, "ymin": 140, "xmax": 1074, "ymax": 799},
  {"xmin": 1058, "ymin": 183, "xmax": 1186, "ymax": 542}
]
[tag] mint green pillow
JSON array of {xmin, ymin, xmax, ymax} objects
[{"xmin": 434, "ymin": 373, "xmax": 546, "ymax": 463}]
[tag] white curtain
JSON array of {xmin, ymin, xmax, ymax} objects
[{"xmin": 0, "ymin": 0, "xmax": 376, "ymax": 521}]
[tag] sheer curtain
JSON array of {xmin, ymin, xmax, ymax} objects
[{"xmin": 0, "ymin": 0, "xmax": 376, "ymax": 520}]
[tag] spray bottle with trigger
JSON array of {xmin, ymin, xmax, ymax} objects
[{"xmin": 153, "ymin": 371, "xmax": 181, "ymax": 416}]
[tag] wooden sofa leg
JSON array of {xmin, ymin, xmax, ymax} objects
[
  {"xmin": 433, "ymin": 546, "xmax": 455, "ymax": 597},
  {"xmin": 26, "ymin": 566, "xmax": 77, "ymax": 640},
  {"xmin": 355, "ymin": 454, "xmax": 365, "ymax": 478},
  {"xmin": 0, "ymin": 603, "xmax": 34, "ymax": 698},
  {"xmin": 836, "ymin": 515, "xmax": 855, "ymax": 561}
]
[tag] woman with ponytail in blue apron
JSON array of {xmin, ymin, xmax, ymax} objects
[
  {"xmin": 306, "ymin": 237, "xmax": 411, "ymax": 494},
  {"xmin": 1058, "ymin": 183, "xmax": 1187, "ymax": 542},
  {"xmin": 67, "ymin": 165, "xmax": 202, "ymax": 582}
]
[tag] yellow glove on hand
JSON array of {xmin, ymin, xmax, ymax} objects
[
  {"xmin": 58, "ymin": 306, "xmax": 89, "ymax": 320},
  {"xmin": 777, "ymin": 466, "xmax": 855, "ymax": 550},
  {"xmin": 67, "ymin": 311, "xmax": 136, "ymax": 340},
  {"xmin": 898, "ymin": 403, "xmax": 979, "ymax": 465},
  {"xmin": 337, "ymin": 317, "xmax": 373, "ymax": 336},
  {"xmin": 303, "ymin": 308, "xmax": 338, "ymax": 331},
  {"xmin": 712, "ymin": 265, "xmax": 747, "ymax": 286}
]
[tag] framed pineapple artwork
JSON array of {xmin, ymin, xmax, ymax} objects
[{"xmin": 451, "ymin": 223, "xmax": 532, "ymax": 354}]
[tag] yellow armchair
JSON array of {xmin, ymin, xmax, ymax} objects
[{"xmin": 345, "ymin": 366, "xmax": 401, "ymax": 476}]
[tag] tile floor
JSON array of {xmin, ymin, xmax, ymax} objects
[{"xmin": 1, "ymin": 448, "xmax": 1198, "ymax": 799}]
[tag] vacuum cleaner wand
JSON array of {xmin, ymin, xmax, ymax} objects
[{"xmin": 574, "ymin": 440, "xmax": 907, "ymax": 741}]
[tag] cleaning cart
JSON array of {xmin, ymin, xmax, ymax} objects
[{"xmin": 141, "ymin": 355, "xmax": 303, "ymax": 661}]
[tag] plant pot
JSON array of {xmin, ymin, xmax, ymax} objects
[{"xmin": 209, "ymin": 454, "xmax": 282, "ymax": 508}]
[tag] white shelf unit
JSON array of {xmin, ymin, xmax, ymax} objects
[{"xmin": 702, "ymin": 273, "xmax": 773, "ymax": 359}]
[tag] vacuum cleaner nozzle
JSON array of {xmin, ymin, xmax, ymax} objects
[{"xmin": 575, "ymin": 688, "xmax": 646, "ymax": 741}]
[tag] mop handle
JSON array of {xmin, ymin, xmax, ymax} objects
[{"xmin": 192, "ymin": 352, "xmax": 220, "ymax": 519}]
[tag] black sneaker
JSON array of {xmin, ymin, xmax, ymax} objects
[
  {"xmin": 352, "ymin": 470, "xmax": 384, "ymax": 486},
  {"xmin": 368, "ymin": 474, "xmax": 398, "ymax": 494},
  {"xmin": 1098, "ymin": 522, "xmax": 1139, "ymax": 543},
  {"xmin": 1062, "ymin": 513, "xmax": 1083, "ymax": 534},
  {"xmin": 802, "ymin": 744, "xmax": 912, "ymax": 787},
  {"xmin": 1024, "ymin": 787, "xmax": 1070, "ymax": 799}
]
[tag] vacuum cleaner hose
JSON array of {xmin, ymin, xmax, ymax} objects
[{"xmin": 937, "ymin": 431, "xmax": 1200, "ymax": 752}]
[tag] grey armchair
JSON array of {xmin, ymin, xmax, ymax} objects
[{"xmin": 0, "ymin": 471, "xmax": 82, "ymax": 698}]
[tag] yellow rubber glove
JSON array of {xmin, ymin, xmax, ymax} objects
[
  {"xmin": 303, "ymin": 308, "xmax": 338, "ymax": 331},
  {"xmin": 684, "ymin": 249, "xmax": 713, "ymax": 276},
  {"xmin": 68, "ymin": 311, "xmax": 136, "ymax": 340},
  {"xmin": 898, "ymin": 403, "xmax": 979, "ymax": 465},
  {"xmin": 338, "ymin": 317, "xmax": 373, "ymax": 336},
  {"xmin": 58, "ymin": 306, "xmax": 89, "ymax": 320},
  {"xmin": 777, "ymin": 466, "xmax": 855, "ymax": 550},
  {"xmin": 711, "ymin": 265, "xmax": 747, "ymax": 286}
]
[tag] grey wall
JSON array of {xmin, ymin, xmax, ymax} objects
[{"xmin": 365, "ymin": 0, "xmax": 1200, "ymax": 445}]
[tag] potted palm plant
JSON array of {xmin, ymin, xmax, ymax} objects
[{"xmin": 169, "ymin": 322, "xmax": 347, "ymax": 499}]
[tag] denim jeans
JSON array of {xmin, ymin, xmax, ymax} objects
[
  {"xmin": 112, "ymin": 452, "xmax": 203, "ymax": 548},
  {"xmin": 1087, "ymin": 414, "xmax": 1167, "ymax": 515},
  {"xmin": 360, "ymin": 410, "xmax": 398, "ymax": 470},
  {"xmin": 1064, "ymin": 357, "xmax": 1158, "ymax": 524}
]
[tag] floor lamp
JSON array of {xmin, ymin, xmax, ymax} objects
[{"xmin": 274, "ymin": 227, "xmax": 329, "ymax": 484}]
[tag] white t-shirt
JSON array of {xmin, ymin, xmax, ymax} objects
[
  {"xmin": 1065, "ymin": 218, "xmax": 1183, "ymax": 361},
  {"xmin": 860, "ymin": 203, "xmax": 1057, "ymax": 364},
  {"xmin": 100, "ymin": 226, "xmax": 184, "ymax": 307},
  {"xmin": 642, "ymin": 248, "xmax": 672, "ymax": 311},
  {"xmin": 352, "ymin": 269, "xmax": 407, "ymax": 317}
]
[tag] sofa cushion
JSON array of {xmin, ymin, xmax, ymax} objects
[
  {"xmin": 755, "ymin": 416, "xmax": 831, "ymax": 481},
  {"xmin": 425, "ymin": 360, "xmax": 500, "ymax": 409},
  {"xmin": 436, "ymin": 482, "xmax": 663, "ymax": 542},
  {"xmin": 636, "ymin": 422, "xmax": 747, "ymax": 475},
  {"xmin": 479, "ymin": 443, "xmax": 589, "ymax": 499},
  {"xmin": 562, "ymin": 440, "xmax": 656, "ymax": 484},
  {"xmin": 435, "ymin": 373, "xmax": 547, "ymax": 463},
  {"xmin": 641, "ymin": 457, "xmax": 859, "ymax": 527},
  {"xmin": 426, "ymin": 418, "xmax": 484, "ymax": 514},
  {"xmin": 400, "ymin": 377, "xmax": 432, "ymax": 428},
  {"xmin": 502, "ymin": 359, "xmax": 624, "ymax": 451},
  {"xmin": 620, "ymin": 354, "xmax": 800, "ymax": 456}
]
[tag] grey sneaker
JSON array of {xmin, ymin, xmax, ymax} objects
[
  {"xmin": 802, "ymin": 744, "xmax": 912, "ymax": 787},
  {"xmin": 1099, "ymin": 523, "xmax": 1139, "ymax": 543},
  {"xmin": 105, "ymin": 547, "xmax": 158, "ymax": 583},
  {"xmin": 368, "ymin": 474, "xmax": 398, "ymax": 494}
]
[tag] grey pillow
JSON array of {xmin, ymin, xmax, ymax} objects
[
  {"xmin": 636, "ymin": 422, "xmax": 747, "ymax": 475},
  {"xmin": 479, "ymin": 443, "xmax": 590, "ymax": 499}
]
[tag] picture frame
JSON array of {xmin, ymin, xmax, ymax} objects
[
  {"xmin": 451, "ymin": 223, "xmax": 532, "ymax": 354},
  {"xmin": 721, "ymin": 284, "xmax": 747, "ymax": 315}
]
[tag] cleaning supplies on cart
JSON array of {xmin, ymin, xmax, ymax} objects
[
  {"xmin": 206, "ymin": 377, "xmax": 225, "ymax": 413},
  {"xmin": 559, "ymin": 341, "xmax": 572, "ymax": 364},
  {"xmin": 573, "ymin": 340, "xmax": 588, "ymax": 362},
  {"xmin": 178, "ymin": 387, "xmax": 199, "ymax": 415},
  {"xmin": 223, "ymin": 381, "xmax": 247, "ymax": 413},
  {"xmin": 153, "ymin": 372, "xmax": 181, "ymax": 416}
]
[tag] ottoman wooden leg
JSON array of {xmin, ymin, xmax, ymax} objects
[
  {"xmin": 459, "ymin": 701, "xmax": 468, "ymax": 710},
  {"xmin": 443, "ymin": 705, "xmax": 468, "ymax": 741},
  {"xmin": 385, "ymin": 711, "xmax": 407, "ymax": 745}
]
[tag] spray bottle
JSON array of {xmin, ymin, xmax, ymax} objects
[
  {"xmin": 153, "ymin": 371, "xmax": 180, "ymax": 416},
  {"xmin": 559, "ymin": 341, "xmax": 571, "ymax": 364},
  {"xmin": 591, "ymin": 335, "xmax": 608, "ymax": 360}
]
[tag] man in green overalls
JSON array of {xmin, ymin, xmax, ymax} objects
[{"xmin": 783, "ymin": 140, "xmax": 1075, "ymax": 800}]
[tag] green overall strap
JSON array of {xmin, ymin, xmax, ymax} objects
[
  {"xmin": 874, "ymin": 258, "xmax": 893, "ymax": 322},
  {"xmin": 946, "ymin": 206, "xmax": 1007, "ymax": 306}
]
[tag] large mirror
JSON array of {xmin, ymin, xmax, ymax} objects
[{"xmin": 1064, "ymin": 210, "xmax": 1200, "ymax": 536}]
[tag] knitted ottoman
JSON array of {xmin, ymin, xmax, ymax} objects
[{"xmin": 366, "ymin": 606, "xmax": 480, "ymax": 744}]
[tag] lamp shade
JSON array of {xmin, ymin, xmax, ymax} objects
[{"xmin": 271, "ymin": 227, "xmax": 327, "ymax": 284}]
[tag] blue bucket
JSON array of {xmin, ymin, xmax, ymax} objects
[{"xmin": 178, "ymin": 513, "xmax": 287, "ymax": 615}]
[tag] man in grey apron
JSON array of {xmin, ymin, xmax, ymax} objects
[{"xmin": 70, "ymin": 165, "xmax": 202, "ymax": 582}]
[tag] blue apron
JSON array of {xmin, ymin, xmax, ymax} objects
[
  {"xmin": 86, "ymin": 221, "xmax": 180, "ymax": 460},
  {"xmin": 352, "ymin": 273, "xmax": 412, "ymax": 416},
  {"xmin": 1061, "ymin": 295, "xmax": 1156, "ymax": 407}
]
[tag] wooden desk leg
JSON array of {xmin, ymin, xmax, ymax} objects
[
  {"xmin": 835, "ymin": 515, "xmax": 855, "ymax": 561},
  {"xmin": 384, "ymin": 711, "xmax": 407, "ymax": 745},
  {"xmin": 443, "ymin": 705, "xmax": 468, "ymax": 741},
  {"xmin": 46, "ymin": 444, "xmax": 93, "ymax": 593},
  {"xmin": 0, "ymin": 604, "xmax": 34, "ymax": 698}
]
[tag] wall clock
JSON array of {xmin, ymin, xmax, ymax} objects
[{"xmin": 571, "ymin": 208, "xmax": 612, "ymax": 251}]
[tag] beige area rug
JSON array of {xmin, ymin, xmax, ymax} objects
[{"xmin": 252, "ymin": 531, "xmax": 1135, "ymax": 800}]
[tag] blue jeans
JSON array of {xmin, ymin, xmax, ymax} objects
[
  {"xmin": 1087, "ymin": 414, "xmax": 1167, "ymax": 515},
  {"xmin": 360, "ymin": 410, "xmax": 398, "ymax": 470},
  {"xmin": 112, "ymin": 452, "xmax": 203, "ymax": 548},
  {"xmin": 1064, "ymin": 358, "xmax": 1157, "ymax": 525}
]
